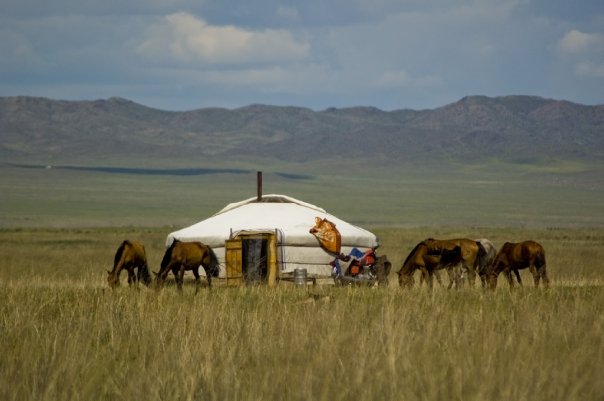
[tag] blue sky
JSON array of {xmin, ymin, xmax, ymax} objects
[{"xmin": 1, "ymin": 0, "xmax": 603, "ymax": 111}]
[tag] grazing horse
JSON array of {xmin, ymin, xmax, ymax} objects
[
  {"xmin": 428, "ymin": 238, "xmax": 497, "ymax": 288},
  {"xmin": 422, "ymin": 238, "xmax": 486, "ymax": 287},
  {"xmin": 487, "ymin": 240, "xmax": 549, "ymax": 290},
  {"xmin": 107, "ymin": 240, "xmax": 151, "ymax": 288},
  {"xmin": 397, "ymin": 240, "xmax": 463, "ymax": 288},
  {"xmin": 155, "ymin": 240, "xmax": 219, "ymax": 290},
  {"xmin": 475, "ymin": 238, "xmax": 521, "ymax": 287}
]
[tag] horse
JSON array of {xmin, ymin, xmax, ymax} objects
[
  {"xmin": 397, "ymin": 240, "xmax": 464, "ymax": 289},
  {"xmin": 475, "ymin": 238, "xmax": 521, "ymax": 287},
  {"xmin": 422, "ymin": 238, "xmax": 486, "ymax": 287},
  {"xmin": 107, "ymin": 240, "xmax": 151, "ymax": 288},
  {"xmin": 486, "ymin": 240, "xmax": 549, "ymax": 290},
  {"xmin": 155, "ymin": 240, "xmax": 219, "ymax": 290}
]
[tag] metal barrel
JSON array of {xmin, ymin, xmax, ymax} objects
[{"xmin": 293, "ymin": 268, "xmax": 307, "ymax": 286}]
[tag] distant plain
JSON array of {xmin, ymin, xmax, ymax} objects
[{"xmin": 1, "ymin": 161, "xmax": 603, "ymax": 228}]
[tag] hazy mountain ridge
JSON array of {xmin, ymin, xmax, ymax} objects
[{"xmin": 1, "ymin": 95, "xmax": 602, "ymax": 166}]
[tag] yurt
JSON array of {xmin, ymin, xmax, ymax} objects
[{"xmin": 166, "ymin": 194, "xmax": 378, "ymax": 285}]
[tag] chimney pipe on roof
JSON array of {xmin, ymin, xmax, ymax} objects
[{"xmin": 257, "ymin": 171, "xmax": 262, "ymax": 201}]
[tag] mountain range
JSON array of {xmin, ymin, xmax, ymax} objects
[{"xmin": 1, "ymin": 95, "xmax": 603, "ymax": 171}]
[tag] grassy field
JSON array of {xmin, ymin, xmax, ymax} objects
[
  {"xmin": 0, "ymin": 227, "xmax": 603, "ymax": 401},
  {"xmin": 1, "ymin": 163, "xmax": 603, "ymax": 400}
]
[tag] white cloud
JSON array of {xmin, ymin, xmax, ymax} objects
[
  {"xmin": 556, "ymin": 30, "xmax": 604, "ymax": 80},
  {"xmin": 557, "ymin": 30, "xmax": 604, "ymax": 54},
  {"xmin": 576, "ymin": 62, "xmax": 604, "ymax": 78},
  {"xmin": 137, "ymin": 12, "xmax": 310, "ymax": 65}
]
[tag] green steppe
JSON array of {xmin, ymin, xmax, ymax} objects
[{"xmin": 1, "ymin": 164, "xmax": 603, "ymax": 401}]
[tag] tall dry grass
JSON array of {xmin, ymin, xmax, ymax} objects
[{"xmin": 0, "ymin": 227, "xmax": 603, "ymax": 401}]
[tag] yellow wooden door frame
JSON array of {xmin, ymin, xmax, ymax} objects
[{"xmin": 225, "ymin": 231, "xmax": 278, "ymax": 286}]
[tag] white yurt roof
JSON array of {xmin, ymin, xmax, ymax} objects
[{"xmin": 166, "ymin": 194, "xmax": 377, "ymax": 249}]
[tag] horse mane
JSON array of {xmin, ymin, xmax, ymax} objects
[
  {"xmin": 161, "ymin": 239, "xmax": 179, "ymax": 269},
  {"xmin": 399, "ymin": 240, "xmax": 427, "ymax": 272},
  {"xmin": 113, "ymin": 240, "xmax": 130, "ymax": 268}
]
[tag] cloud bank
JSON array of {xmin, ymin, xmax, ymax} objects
[{"xmin": 0, "ymin": 0, "xmax": 602, "ymax": 110}]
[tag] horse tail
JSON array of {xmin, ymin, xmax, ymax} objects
[
  {"xmin": 535, "ymin": 246, "xmax": 546, "ymax": 269},
  {"xmin": 113, "ymin": 240, "xmax": 129, "ymax": 269},
  {"xmin": 206, "ymin": 245, "xmax": 220, "ymax": 277}
]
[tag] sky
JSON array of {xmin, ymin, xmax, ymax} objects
[{"xmin": 1, "ymin": 0, "xmax": 603, "ymax": 111}]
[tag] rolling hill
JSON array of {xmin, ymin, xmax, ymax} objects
[{"xmin": 1, "ymin": 95, "xmax": 602, "ymax": 172}]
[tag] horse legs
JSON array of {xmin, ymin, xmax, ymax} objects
[
  {"xmin": 176, "ymin": 267, "xmax": 186, "ymax": 291},
  {"xmin": 531, "ymin": 263, "xmax": 550, "ymax": 288},
  {"xmin": 528, "ymin": 264, "xmax": 540, "ymax": 287},
  {"xmin": 425, "ymin": 270, "xmax": 435, "ymax": 289},
  {"xmin": 202, "ymin": 266, "xmax": 213, "ymax": 288},
  {"xmin": 446, "ymin": 267, "xmax": 456, "ymax": 289},
  {"xmin": 126, "ymin": 265, "xmax": 136, "ymax": 286},
  {"xmin": 434, "ymin": 270, "xmax": 443, "ymax": 287},
  {"xmin": 504, "ymin": 269, "xmax": 515, "ymax": 288},
  {"xmin": 479, "ymin": 273, "xmax": 487, "ymax": 288},
  {"xmin": 464, "ymin": 262, "xmax": 477, "ymax": 287},
  {"xmin": 513, "ymin": 269, "xmax": 523, "ymax": 286},
  {"xmin": 539, "ymin": 265, "xmax": 550, "ymax": 288},
  {"xmin": 453, "ymin": 264, "xmax": 465, "ymax": 289},
  {"xmin": 419, "ymin": 267, "xmax": 428, "ymax": 286},
  {"xmin": 192, "ymin": 267, "xmax": 201, "ymax": 294}
]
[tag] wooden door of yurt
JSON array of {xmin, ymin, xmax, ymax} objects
[
  {"xmin": 225, "ymin": 232, "xmax": 278, "ymax": 286},
  {"xmin": 225, "ymin": 239, "xmax": 243, "ymax": 286}
]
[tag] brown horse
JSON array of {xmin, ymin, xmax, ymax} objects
[
  {"xmin": 422, "ymin": 238, "xmax": 486, "ymax": 287},
  {"xmin": 155, "ymin": 240, "xmax": 219, "ymax": 290},
  {"xmin": 107, "ymin": 240, "xmax": 151, "ymax": 288},
  {"xmin": 475, "ymin": 238, "xmax": 521, "ymax": 287},
  {"xmin": 487, "ymin": 240, "xmax": 549, "ymax": 290},
  {"xmin": 397, "ymin": 240, "xmax": 464, "ymax": 288},
  {"xmin": 427, "ymin": 238, "xmax": 499, "ymax": 288}
]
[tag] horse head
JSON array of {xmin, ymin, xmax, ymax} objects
[
  {"xmin": 486, "ymin": 242, "xmax": 513, "ymax": 290},
  {"xmin": 204, "ymin": 246, "xmax": 220, "ymax": 278},
  {"xmin": 106, "ymin": 270, "xmax": 120, "ymax": 288},
  {"xmin": 397, "ymin": 268, "xmax": 415, "ymax": 288}
]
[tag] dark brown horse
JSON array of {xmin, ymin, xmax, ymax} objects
[
  {"xmin": 427, "ymin": 238, "xmax": 500, "ymax": 288},
  {"xmin": 155, "ymin": 240, "xmax": 219, "ymax": 290},
  {"xmin": 107, "ymin": 240, "xmax": 151, "ymax": 288},
  {"xmin": 397, "ymin": 240, "xmax": 464, "ymax": 288},
  {"xmin": 422, "ymin": 238, "xmax": 486, "ymax": 287},
  {"xmin": 475, "ymin": 238, "xmax": 521, "ymax": 287},
  {"xmin": 486, "ymin": 240, "xmax": 549, "ymax": 289}
]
